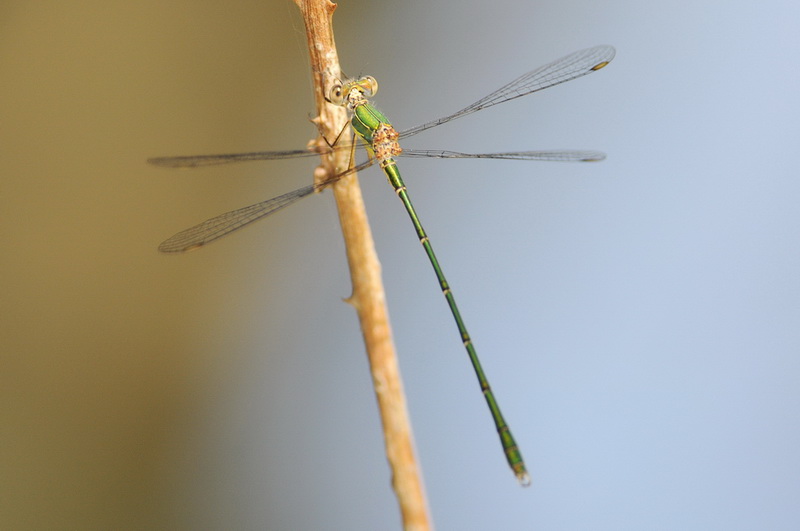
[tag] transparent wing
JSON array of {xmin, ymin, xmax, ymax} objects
[
  {"xmin": 401, "ymin": 149, "xmax": 606, "ymax": 162},
  {"xmin": 399, "ymin": 45, "xmax": 615, "ymax": 139},
  {"xmin": 148, "ymin": 148, "xmax": 339, "ymax": 168},
  {"xmin": 158, "ymin": 185, "xmax": 317, "ymax": 252},
  {"xmin": 157, "ymin": 160, "xmax": 374, "ymax": 253}
]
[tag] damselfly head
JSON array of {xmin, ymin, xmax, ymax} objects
[{"xmin": 328, "ymin": 76, "xmax": 379, "ymax": 107}]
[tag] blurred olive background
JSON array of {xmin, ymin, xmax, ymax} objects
[{"xmin": 2, "ymin": 1, "xmax": 799, "ymax": 530}]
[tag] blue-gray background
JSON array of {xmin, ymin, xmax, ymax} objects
[{"xmin": 3, "ymin": 1, "xmax": 798, "ymax": 529}]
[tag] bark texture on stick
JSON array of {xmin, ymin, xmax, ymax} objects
[{"xmin": 292, "ymin": 1, "xmax": 431, "ymax": 529}]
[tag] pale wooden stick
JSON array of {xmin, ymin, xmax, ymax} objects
[{"xmin": 292, "ymin": 1, "xmax": 432, "ymax": 529}]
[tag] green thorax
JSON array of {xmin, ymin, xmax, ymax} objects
[{"xmin": 350, "ymin": 102, "xmax": 391, "ymax": 144}]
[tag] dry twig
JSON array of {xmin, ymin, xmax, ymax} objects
[{"xmin": 292, "ymin": 1, "xmax": 432, "ymax": 529}]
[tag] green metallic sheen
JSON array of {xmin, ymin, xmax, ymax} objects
[{"xmin": 351, "ymin": 103, "xmax": 389, "ymax": 143}]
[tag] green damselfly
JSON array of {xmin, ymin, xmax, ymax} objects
[{"xmin": 151, "ymin": 45, "xmax": 615, "ymax": 485}]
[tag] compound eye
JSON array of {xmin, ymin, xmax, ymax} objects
[
  {"xmin": 362, "ymin": 76, "xmax": 378, "ymax": 97},
  {"xmin": 328, "ymin": 83, "xmax": 345, "ymax": 106}
]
